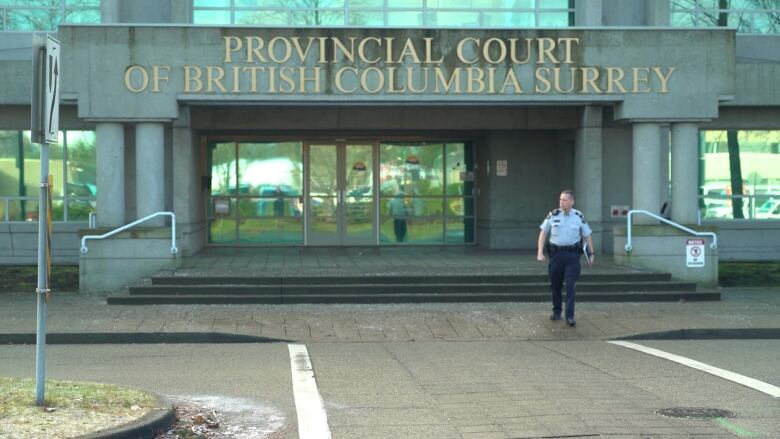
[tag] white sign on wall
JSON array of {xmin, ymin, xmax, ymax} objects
[
  {"xmin": 686, "ymin": 238, "xmax": 705, "ymax": 268},
  {"xmin": 496, "ymin": 160, "xmax": 507, "ymax": 176}
]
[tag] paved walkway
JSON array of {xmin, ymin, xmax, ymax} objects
[{"xmin": 1, "ymin": 288, "xmax": 778, "ymax": 343}]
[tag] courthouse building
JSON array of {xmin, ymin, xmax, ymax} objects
[{"xmin": 0, "ymin": 0, "xmax": 779, "ymax": 292}]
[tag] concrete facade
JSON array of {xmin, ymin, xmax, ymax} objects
[{"xmin": 1, "ymin": 0, "xmax": 779, "ymax": 291}]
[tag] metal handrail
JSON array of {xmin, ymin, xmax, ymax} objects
[
  {"xmin": 80, "ymin": 211, "xmax": 178, "ymax": 254},
  {"xmin": 625, "ymin": 209, "xmax": 717, "ymax": 252},
  {"xmin": 88, "ymin": 212, "xmax": 96, "ymax": 229}
]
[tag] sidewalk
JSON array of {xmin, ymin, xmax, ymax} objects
[{"xmin": 1, "ymin": 288, "xmax": 778, "ymax": 344}]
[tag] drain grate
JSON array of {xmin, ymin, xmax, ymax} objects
[{"xmin": 656, "ymin": 407, "xmax": 736, "ymax": 420}]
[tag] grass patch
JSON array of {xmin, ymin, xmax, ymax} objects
[
  {"xmin": 0, "ymin": 377, "xmax": 157, "ymax": 439},
  {"xmin": 719, "ymin": 261, "xmax": 780, "ymax": 287},
  {"xmin": 0, "ymin": 265, "xmax": 79, "ymax": 293}
]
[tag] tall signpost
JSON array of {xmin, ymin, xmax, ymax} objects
[{"xmin": 31, "ymin": 33, "xmax": 60, "ymax": 406}]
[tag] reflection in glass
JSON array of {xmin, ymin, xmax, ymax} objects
[
  {"xmin": 308, "ymin": 145, "xmax": 339, "ymax": 245},
  {"xmin": 345, "ymin": 144, "xmax": 375, "ymax": 243},
  {"xmin": 236, "ymin": 10, "xmax": 288, "ymax": 25},
  {"xmin": 194, "ymin": 10, "xmax": 231, "ymax": 24},
  {"xmin": 208, "ymin": 197, "xmax": 237, "ymax": 243},
  {"xmin": 210, "ymin": 143, "xmax": 236, "ymax": 196}
]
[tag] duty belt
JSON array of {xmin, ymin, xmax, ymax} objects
[{"xmin": 550, "ymin": 243, "xmax": 580, "ymax": 253}]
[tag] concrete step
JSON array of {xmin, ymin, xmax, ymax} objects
[
  {"xmin": 128, "ymin": 281, "xmax": 697, "ymax": 296},
  {"xmin": 150, "ymin": 272, "xmax": 672, "ymax": 286},
  {"xmin": 107, "ymin": 290, "xmax": 720, "ymax": 305}
]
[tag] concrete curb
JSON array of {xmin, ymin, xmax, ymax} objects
[
  {"xmin": 76, "ymin": 393, "xmax": 174, "ymax": 439},
  {"xmin": 0, "ymin": 332, "xmax": 288, "ymax": 345},
  {"xmin": 615, "ymin": 328, "xmax": 780, "ymax": 340}
]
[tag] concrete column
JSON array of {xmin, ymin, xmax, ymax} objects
[
  {"xmin": 575, "ymin": 0, "xmax": 602, "ymax": 25},
  {"xmin": 671, "ymin": 123, "xmax": 700, "ymax": 224},
  {"xmin": 100, "ymin": 0, "xmax": 120, "ymax": 23},
  {"xmin": 136, "ymin": 123, "xmax": 165, "ymax": 227},
  {"xmin": 646, "ymin": 0, "xmax": 670, "ymax": 26},
  {"xmin": 95, "ymin": 123, "xmax": 125, "ymax": 227},
  {"xmin": 632, "ymin": 123, "xmax": 662, "ymax": 224},
  {"xmin": 575, "ymin": 106, "xmax": 603, "ymax": 248}
]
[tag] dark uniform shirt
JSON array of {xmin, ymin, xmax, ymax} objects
[{"xmin": 539, "ymin": 208, "xmax": 592, "ymax": 246}]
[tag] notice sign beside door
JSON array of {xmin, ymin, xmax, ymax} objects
[{"xmin": 686, "ymin": 238, "xmax": 705, "ymax": 268}]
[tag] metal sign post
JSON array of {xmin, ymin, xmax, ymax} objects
[{"xmin": 31, "ymin": 33, "xmax": 59, "ymax": 407}]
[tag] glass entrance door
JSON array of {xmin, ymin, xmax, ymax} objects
[{"xmin": 306, "ymin": 142, "xmax": 376, "ymax": 245}]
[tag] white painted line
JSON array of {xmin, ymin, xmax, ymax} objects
[
  {"xmin": 608, "ymin": 340, "xmax": 780, "ymax": 398},
  {"xmin": 288, "ymin": 344, "xmax": 332, "ymax": 439}
]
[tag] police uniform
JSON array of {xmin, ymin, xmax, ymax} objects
[{"xmin": 539, "ymin": 208, "xmax": 592, "ymax": 323}]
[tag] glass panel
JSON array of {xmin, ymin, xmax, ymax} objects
[
  {"xmin": 48, "ymin": 137, "xmax": 65, "ymax": 198},
  {"xmin": 238, "ymin": 217, "xmax": 303, "ymax": 243},
  {"xmin": 66, "ymin": 0, "xmax": 100, "ymax": 6},
  {"xmin": 1, "ymin": 0, "xmax": 61, "ymax": 6},
  {"xmin": 380, "ymin": 142, "xmax": 444, "ymax": 196},
  {"xmin": 483, "ymin": 12, "xmax": 534, "ymax": 27},
  {"xmin": 0, "ymin": 199, "xmax": 5, "ymax": 221},
  {"xmin": 193, "ymin": 10, "xmax": 231, "ymax": 24},
  {"xmin": 236, "ymin": 10, "xmax": 289, "ymax": 25},
  {"xmin": 210, "ymin": 142, "xmax": 236, "ymax": 196},
  {"xmin": 538, "ymin": 12, "xmax": 569, "ymax": 26},
  {"xmin": 0, "ymin": 131, "xmax": 22, "ymax": 197},
  {"xmin": 350, "ymin": 0, "xmax": 384, "ymax": 7},
  {"xmin": 671, "ymin": 11, "xmax": 698, "ymax": 27},
  {"xmin": 445, "ymin": 216, "xmax": 474, "ymax": 243},
  {"xmin": 427, "ymin": 0, "xmax": 473, "ymax": 8},
  {"xmin": 539, "ymin": 0, "xmax": 570, "ymax": 8},
  {"xmin": 291, "ymin": 10, "xmax": 345, "ymax": 26},
  {"xmin": 66, "ymin": 131, "xmax": 97, "ymax": 207},
  {"xmin": 236, "ymin": 0, "xmax": 283, "ymax": 6},
  {"xmin": 345, "ymin": 144, "xmax": 374, "ymax": 243},
  {"xmin": 473, "ymin": 0, "xmax": 533, "ymax": 7},
  {"xmin": 7, "ymin": 9, "xmax": 61, "ymax": 31},
  {"xmin": 388, "ymin": 11, "xmax": 422, "ymax": 25},
  {"xmin": 9, "ymin": 199, "xmax": 38, "ymax": 222},
  {"xmin": 209, "ymin": 197, "xmax": 237, "ymax": 243},
  {"xmin": 67, "ymin": 198, "xmax": 93, "ymax": 221},
  {"xmin": 425, "ymin": 11, "xmax": 480, "ymax": 26},
  {"xmin": 445, "ymin": 197, "xmax": 473, "ymax": 216},
  {"xmin": 64, "ymin": 9, "xmax": 99, "ymax": 24},
  {"xmin": 194, "ymin": 0, "xmax": 230, "ymax": 6},
  {"xmin": 238, "ymin": 142, "xmax": 303, "ymax": 197},
  {"xmin": 387, "ymin": 0, "xmax": 422, "ymax": 7},
  {"xmin": 309, "ymin": 144, "xmax": 339, "ymax": 244},
  {"xmin": 349, "ymin": 11, "xmax": 385, "ymax": 25},
  {"xmin": 381, "ymin": 216, "xmax": 443, "ymax": 243},
  {"xmin": 49, "ymin": 198, "xmax": 64, "ymax": 221},
  {"xmin": 445, "ymin": 143, "xmax": 470, "ymax": 196}
]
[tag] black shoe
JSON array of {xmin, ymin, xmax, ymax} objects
[
  {"xmin": 566, "ymin": 318, "xmax": 576, "ymax": 327},
  {"xmin": 550, "ymin": 313, "xmax": 561, "ymax": 321}
]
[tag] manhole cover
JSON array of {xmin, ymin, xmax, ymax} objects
[{"xmin": 656, "ymin": 407, "xmax": 736, "ymax": 420}]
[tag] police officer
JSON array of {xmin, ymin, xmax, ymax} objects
[{"xmin": 536, "ymin": 190, "xmax": 594, "ymax": 327}]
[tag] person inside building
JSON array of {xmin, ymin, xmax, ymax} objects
[
  {"xmin": 536, "ymin": 190, "xmax": 595, "ymax": 327},
  {"xmin": 388, "ymin": 191, "xmax": 408, "ymax": 242}
]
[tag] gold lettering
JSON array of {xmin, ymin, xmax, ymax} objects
[
  {"xmin": 242, "ymin": 66, "xmax": 263, "ymax": 92},
  {"xmin": 483, "ymin": 38, "xmax": 507, "ymax": 64},
  {"xmin": 223, "ymin": 36, "xmax": 243, "ymax": 63},
  {"xmin": 508, "ymin": 38, "xmax": 532, "ymax": 64},
  {"xmin": 332, "ymin": 37, "xmax": 356, "ymax": 63},
  {"xmin": 456, "ymin": 38, "xmax": 480, "ymax": 64},
  {"xmin": 580, "ymin": 67, "xmax": 602, "ymax": 93},
  {"xmin": 486, "ymin": 68, "xmax": 496, "ymax": 94},
  {"xmin": 245, "ymin": 36, "xmax": 266, "ymax": 63},
  {"xmin": 500, "ymin": 68, "xmax": 523, "ymax": 94},
  {"xmin": 407, "ymin": 67, "xmax": 429, "ymax": 93},
  {"xmin": 124, "ymin": 65, "xmax": 149, "ymax": 93},
  {"xmin": 361, "ymin": 67, "xmax": 385, "ymax": 93},
  {"xmin": 357, "ymin": 37, "xmax": 382, "ymax": 64},
  {"xmin": 553, "ymin": 67, "xmax": 576, "ymax": 93},
  {"xmin": 537, "ymin": 38, "xmax": 559, "ymax": 64},
  {"xmin": 434, "ymin": 67, "xmax": 462, "ymax": 93},
  {"xmin": 653, "ymin": 67, "xmax": 674, "ymax": 93},
  {"xmin": 467, "ymin": 67, "xmax": 485, "ymax": 93},
  {"xmin": 386, "ymin": 67, "xmax": 406, "ymax": 93},
  {"xmin": 534, "ymin": 68, "xmax": 552, "ymax": 93},
  {"xmin": 317, "ymin": 37, "xmax": 328, "ymax": 64},
  {"xmin": 268, "ymin": 37, "xmax": 293, "ymax": 64},
  {"xmin": 423, "ymin": 38, "xmax": 444, "ymax": 64},
  {"xmin": 397, "ymin": 39, "xmax": 421, "ymax": 64},
  {"xmin": 383, "ymin": 37, "xmax": 396, "ymax": 64},
  {"xmin": 183, "ymin": 66, "xmax": 202, "ymax": 93},
  {"xmin": 335, "ymin": 67, "xmax": 358, "ymax": 93},
  {"xmin": 300, "ymin": 67, "xmax": 321, "ymax": 93},
  {"xmin": 558, "ymin": 38, "xmax": 579, "ymax": 64},
  {"xmin": 267, "ymin": 66, "xmax": 277, "ymax": 92},
  {"xmin": 231, "ymin": 66, "xmax": 240, "ymax": 93},
  {"xmin": 606, "ymin": 67, "xmax": 628, "ymax": 93},
  {"xmin": 632, "ymin": 67, "xmax": 651, "ymax": 93},
  {"xmin": 206, "ymin": 66, "xmax": 227, "ymax": 93},
  {"xmin": 279, "ymin": 66, "xmax": 296, "ymax": 93},
  {"xmin": 291, "ymin": 37, "xmax": 316, "ymax": 63}
]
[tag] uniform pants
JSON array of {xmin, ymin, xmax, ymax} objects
[
  {"xmin": 393, "ymin": 218, "xmax": 407, "ymax": 242},
  {"xmin": 549, "ymin": 251, "xmax": 581, "ymax": 320}
]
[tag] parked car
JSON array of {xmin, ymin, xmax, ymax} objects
[{"xmin": 756, "ymin": 198, "xmax": 780, "ymax": 219}]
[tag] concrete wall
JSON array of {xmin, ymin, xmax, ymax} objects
[{"xmin": 0, "ymin": 222, "xmax": 81, "ymax": 265}]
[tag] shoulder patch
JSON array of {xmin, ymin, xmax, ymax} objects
[
  {"xmin": 546, "ymin": 208, "xmax": 561, "ymax": 220},
  {"xmin": 574, "ymin": 210, "xmax": 586, "ymax": 222}
]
